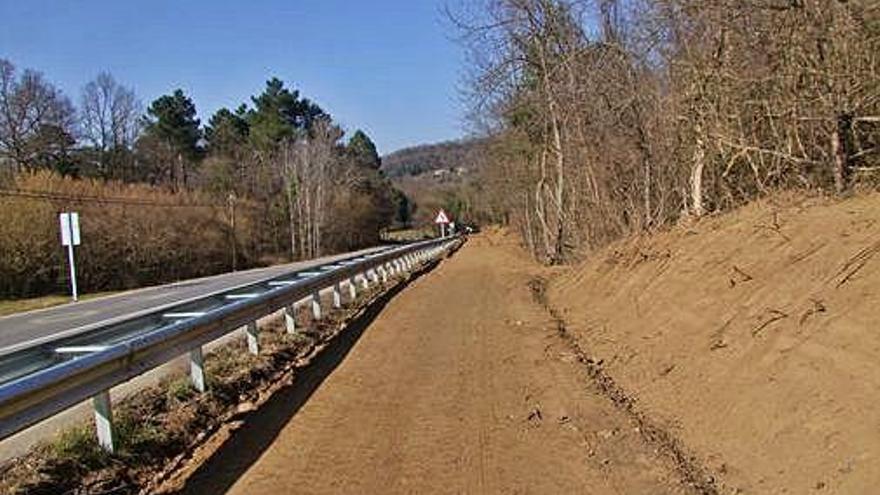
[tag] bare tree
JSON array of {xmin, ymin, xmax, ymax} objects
[
  {"xmin": 0, "ymin": 59, "xmax": 76, "ymax": 173},
  {"xmin": 80, "ymin": 72, "xmax": 141, "ymax": 178},
  {"xmin": 282, "ymin": 117, "xmax": 343, "ymax": 259},
  {"xmin": 454, "ymin": 0, "xmax": 879, "ymax": 262},
  {"xmin": 452, "ymin": 0, "xmax": 591, "ymax": 262}
]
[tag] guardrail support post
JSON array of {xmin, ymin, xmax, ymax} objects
[
  {"xmin": 246, "ymin": 321, "xmax": 259, "ymax": 355},
  {"xmin": 333, "ymin": 283, "xmax": 342, "ymax": 309},
  {"xmin": 93, "ymin": 390, "xmax": 115, "ymax": 454},
  {"xmin": 190, "ymin": 346, "xmax": 206, "ymax": 392},
  {"xmin": 348, "ymin": 277, "xmax": 358, "ymax": 301},
  {"xmin": 284, "ymin": 305, "xmax": 296, "ymax": 334},
  {"xmin": 312, "ymin": 291, "xmax": 322, "ymax": 320},
  {"xmin": 380, "ymin": 266, "xmax": 389, "ymax": 283}
]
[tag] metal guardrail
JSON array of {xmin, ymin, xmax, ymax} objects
[{"xmin": 0, "ymin": 237, "xmax": 461, "ymax": 452}]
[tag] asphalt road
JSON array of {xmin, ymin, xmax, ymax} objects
[{"xmin": 0, "ymin": 245, "xmax": 389, "ymax": 352}]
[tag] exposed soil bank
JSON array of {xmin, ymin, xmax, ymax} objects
[{"xmin": 549, "ymin": 192, "xmax": 880, "ymax": 494}]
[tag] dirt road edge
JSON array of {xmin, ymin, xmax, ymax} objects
[{"xmin": 528, "ymin": 276, "xmax": 721, "ymax": 495}]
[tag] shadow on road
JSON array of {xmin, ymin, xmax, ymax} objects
[{"xmin": 167, "ymin": 257, "xmax": 447, "ymax": 495}]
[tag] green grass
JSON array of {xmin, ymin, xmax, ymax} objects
[
  {"xmin": 0, "ymin": 292, "xmax": 118, "ymax": 317},
  {"xmin": 48, "ymin": 424, "xmax": 112, "ymax": 469}
]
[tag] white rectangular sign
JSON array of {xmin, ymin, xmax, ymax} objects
[{"xmin": 60, "ymin": 212, "xmax": 81, "ymax": 246}]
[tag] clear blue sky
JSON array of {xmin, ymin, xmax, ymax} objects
[{"xmin": 0, "ymin": 0, "xmax": 465, "ymax": 154}]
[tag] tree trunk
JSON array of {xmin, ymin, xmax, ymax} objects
[
  {"xmin": 831, "ymin": 113, "xmax": 852, "ymax": 193},
  {"xmin": 690, "ymin": 122, "xmax": 706, "ymax": 217},
  {"xmin": 550, "ymin": 110, "xmax": 565, "ymax": 262},
  {"xmin": 534, "ymin": 151, "xmax": 553, "ymax": 259}
]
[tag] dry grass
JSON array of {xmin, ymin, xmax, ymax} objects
[
  {"xmin": 0, "ymin": 171, "xmax": 265, "ymax": 298},
  {"xmin": 383, "ymin": 227, "xmax": 435, "ymax": 242},
  {"xmin": 0, "ymin": 292, "xmax": 118, "ymax": 317}
]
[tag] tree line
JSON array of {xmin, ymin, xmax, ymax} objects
[
  {"xmin": 452, "ymin": 0, "xmax": 879, "ymax": 262},
  {"xmin": 0, "ymin": 59, "xmax": 404, "ymax": 259},
  {"xmin": 382, "ymin": 138, "xmax": 488, "ymax": 178},
  {"xmin": 0, "ymin": 59, "xmax": 405, "ymax": 297}
]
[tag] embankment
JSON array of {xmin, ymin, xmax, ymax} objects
[{"xmin": 549, "ymin": 192, "xmax": 880, "ymax": 493}]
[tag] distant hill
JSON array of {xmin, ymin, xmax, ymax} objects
[
  {"xmin": 382, "ymin": 138, "xmax": 489, "ymax": 227},
  {"xmin": 381, "ymin": 138, "xmax": 487, "ymax": 179}
]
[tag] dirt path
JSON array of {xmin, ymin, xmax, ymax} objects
[{"xmin": 171, "ymin": 233, "xmax": 689, "ymax": 494}]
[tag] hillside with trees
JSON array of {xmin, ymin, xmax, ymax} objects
[
  {"xmin": 0, "ymin": 60, "xmax": 400, "ymax": 298},
  {"xmin": 382, "ymin": 138, "xmax": 489, "ymax": 227},
  {"xmin": 381, "ymin": 138, "xmax": 486, "ymax": 178},
  {"xmin": 453, "ymin": 0, "xmax": 880, "ymax": 263}
]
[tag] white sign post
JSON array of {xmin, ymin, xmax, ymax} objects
[
  {"xmin": 59, "ymin": 212, "xmax": 81, "ymax": 302},
  {"xmin": 434, "ymin": 209, "xmax": 451, "ymax": 238}
]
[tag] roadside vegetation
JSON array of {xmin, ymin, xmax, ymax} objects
[
  {"xmin": 0, "ymin": 291, "xmax": 116, "ymax": 318},
  {"xmin": 449, "ymin": 0, "xmax": 879, "ymax": 263},
  {"xmin": 0, "ymin": 62, "xmax": 412, "ymax": 298},
  {"xmin": 382, "ymin": 139, "xmax": 487, "ymax": 227}
]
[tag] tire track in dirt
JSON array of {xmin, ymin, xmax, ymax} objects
[{"xmin": 528, "ymin": 276, "xmax": 720, "ymax": 495}]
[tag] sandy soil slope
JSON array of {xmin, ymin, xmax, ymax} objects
[
  {"xmin": 167, "ymin": 234, "xmax": 690, "ymax": 494},
  {"xmin": 549, "ymin": 192, "xmax": 880, "ymax": 494}
]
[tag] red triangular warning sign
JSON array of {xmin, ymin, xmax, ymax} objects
[{"xmin": 434, "ymin": 209, "xmax": 451, "ymax": 224}]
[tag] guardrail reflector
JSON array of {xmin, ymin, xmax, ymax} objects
[
  {"xmin": 55, "ymin": 346, "xmax": 110, "ymax": 354},
  {"xmin": 162, "ymin": 312, "xmax": 207, "ymax": 319}
]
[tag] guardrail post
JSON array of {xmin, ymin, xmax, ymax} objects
[
  {"xmin": 380, "ymin": 266, "xmax": 389, "ymax": 283},
  {"xmin": 348, "ymin": 277, "xmax": 358, "ymax": 300},
  {"xmin": 93, "ymin": 390, "xmax": 115, "ymax": 453},
  {"xmin": 332, "ymin": 283, "xmax": 342, "ymax": 309},
  {"xmin": 284, "ymin": 304, "xmax": 296, "ymax": 334},
  {"xmin": 190, "ymin": 346, "xmax": 206, "ymax": 392},
  {"xmin": 312, "ymin": 291, "xmax": 322, "ymax": 320},
  {"xmin": 246, "ymin": 321, "xmax": 259, "ymax": 355}
]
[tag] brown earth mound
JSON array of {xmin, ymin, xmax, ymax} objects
[{"xmin": 549, "ymin": 192, "xmax": 880, "ymax": 493}]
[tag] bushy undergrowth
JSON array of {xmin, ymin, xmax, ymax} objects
[{"xmin": 0, "ymin": 171, "xmax": 263, "ymax": 298}]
